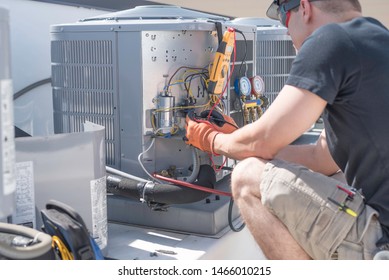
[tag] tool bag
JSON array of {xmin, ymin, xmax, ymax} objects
[{"xmin": 40, "ymin": 200, "xmax": 103, "ymax": 260}]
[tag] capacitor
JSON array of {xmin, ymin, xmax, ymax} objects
[{"xmin": 156, "ymin": 94, "xmax": 175, "ymax": 134}]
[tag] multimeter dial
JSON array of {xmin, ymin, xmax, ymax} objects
[
  {"xmin": 238, "ymin": 77, "xmax": 252, "ymax": 97},
  {"xmin": 250, "ymin": 75, "xmax": 265, "ymax": 95}
]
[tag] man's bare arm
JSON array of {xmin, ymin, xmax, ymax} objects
[
  {"xmin": 213, "ymin": 85, "xmax": 327, "ymax": 160},
  {"xmin": 275, "ymin": 129, "xmax": 340, "ymax": 176}
]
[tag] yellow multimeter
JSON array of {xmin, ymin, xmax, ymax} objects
[{"xmin": 208, "ymin": 27, "xmax": 235, "ymax": 95}]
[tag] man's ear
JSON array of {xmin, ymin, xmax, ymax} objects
[{"xmin": 300, "ymin": 0, "xmax": 312, "ymax": 24}]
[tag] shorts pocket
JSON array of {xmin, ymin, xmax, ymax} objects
[
  {"xmin": 296, "ymin": 200, "xmax": 333, "ymax": 234},
  {"xmin": 336, "ymin": 240, "xmax": 363, "ymax": 260},
  {"xmin": 294, "ymin": 201, "xmax": 337, "ymax": 259}
]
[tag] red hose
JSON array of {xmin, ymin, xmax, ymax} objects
[{"xmin": 153, "ymin": 174, "xmax": 232, "ymax": 197}]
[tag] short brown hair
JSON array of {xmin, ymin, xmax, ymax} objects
[{"xmin": 312, "ymin": 0, "xmax": 362, "ymax": 14}]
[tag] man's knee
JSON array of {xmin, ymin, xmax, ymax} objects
[{"xmin": 231, "ymin": 157, "xmax": 268, "ymax": 200}]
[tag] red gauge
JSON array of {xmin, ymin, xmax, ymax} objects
[{"xmin": 250, "ymin": 75, "xmax": 265, "ymax": 95}]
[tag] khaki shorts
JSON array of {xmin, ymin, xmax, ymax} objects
[{"xmin": 260, "ymin": 159, "xmax": 383, "ymax": 260}]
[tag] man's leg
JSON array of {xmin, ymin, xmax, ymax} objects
[{"xmin": 231, "ymin": 157, "xmax": 311, "ymax": 260}]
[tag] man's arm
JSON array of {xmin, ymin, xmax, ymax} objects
[
  {"xmin": 213, "ymin": 85, "xmax": 327, "ymax": 160},
  {"xmin": 275, "ymin": 129, "xmax": 340, "ymax": 176}
]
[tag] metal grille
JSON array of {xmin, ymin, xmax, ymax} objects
[
  {"xmin": 52, "ymin": 40, "xmax": 117, "ymax": 166},
  {"xmin": 256, "ymin": 35, "xmax": 296, "ymax": 105}
]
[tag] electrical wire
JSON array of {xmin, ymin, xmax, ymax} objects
[
  {"xmin": 150, "ymin": 113, "xmax": 178, "ymax": 137},
  {"xmin": 239, "ymin": 96, "xmax": 246, "ymax": 127},
  {"xmin": 232, "ymin": 29, "xmax": 249, "ymax": 127},
  {"xmin": 106, "ymin": 166, "xmax": 149, "ymax": 183},
  {"xmin": 205, "ymin": 30, "xmax": 237, "ymax": 172},
  {"xmin": 183, "ymin": 71, "xmax": 209, "ymax": 97},
  {"xmin": 228, "ymin": 198, "xmax": 246, "ymax": 232},
  {"xmin": 166, "ymin": 66, "xmax": 208, "ymax": 93},
  {"xmin": 52, "ymin": 236, "xmax": 73, "ymax": 260},
  {"xmin": 185, "ymin": 147, "xmax": 201, "ymax": 183},
  {"xmin": 209, "ymin": 155, "xmax": 228, "ymax": 172},
  {"xmin": 0, "ymin": 223, "xmax": 53, "ymax": 260},
  {"xmin": 137, "ymin": 136, "xmax": 164, "ymax": 182},
  {"xmin": 137, "ymin": 131, "xmax": 200, "ymax": 184},
  {"xmin": 235, "ymin": 29, "xmax": 248, "ymax": 78},
  {"xmin": 13, "ymin": 78, "xmax": 52, "ymax": 100}
]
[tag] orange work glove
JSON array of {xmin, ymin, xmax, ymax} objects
[
  {"xmin": 185, "ymin": 115, "xmax": 219, "ymax": 154},
  {"xmin": 184, "ymin": 110, "xmax": 238, "ymax": 154},
  {"xmin": 199, "ymin": 110, "xmax": 238, "ymax": 134},
  {"xmin": 200, "ymin": 110, "xmax": 238, "ymax": 134}
]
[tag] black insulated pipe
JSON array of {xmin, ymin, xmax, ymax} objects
[{"xmin": 107, "ymin": 165, "xmax": 216, "ymax": 205}]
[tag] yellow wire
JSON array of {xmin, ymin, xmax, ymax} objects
[
  {"xmin": 150, "ymin": 113, "xmax": 179, "ymax": 136},
  {"xmin": 151, "ymin": 101, "xmax": 212, "ymax": 135},
  {"xmin": 52, "ymin": 236, "xmax": 74, "ymax": 260},
  {"xmin": 153, "ymin": 101, "xmax": 211, "ymax": 114}
]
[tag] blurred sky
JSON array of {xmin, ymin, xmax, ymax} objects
[{"xmin": 152, "ymin": 0, "xmax": 389, "ymax": 28}]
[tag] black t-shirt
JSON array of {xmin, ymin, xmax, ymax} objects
[{"xmin": 286, "ymin": 17, "xmax": 389, "ymax": 245}]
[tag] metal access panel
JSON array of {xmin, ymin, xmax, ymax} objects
[{"xmin": 120, "ymin": 25, "xmax": 220, "ymax": 180}]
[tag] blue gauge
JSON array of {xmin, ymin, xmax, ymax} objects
[
  {"xmin": 237, "ymin": 76, "xmax": 252, "ymax": 97},
  {"xmin": 250, "ymin": 75, "xmax": 265, "ymax": 95}
]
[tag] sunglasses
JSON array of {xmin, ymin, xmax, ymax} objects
[
  {"xmin": 273, "ymin": 0, "xmax": 324, "ymax": 27},
  {"xmin": 277, "ymin": 0, "xmax": 301, "ymax": 27}
]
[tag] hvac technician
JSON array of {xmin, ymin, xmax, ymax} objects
[{"xmin": 185, "ymin": 0, "xmax": 389, "ymax": 259}]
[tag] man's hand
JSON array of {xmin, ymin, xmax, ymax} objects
[
  {"xmin": 185, "ymin": 116, "xmax": 219, "ymax": 154},
  {"xmin": 199, "ymin": 110, "xmax": 238, "ymax": 134},
  {"xmin": 184, "ymin": 110, "xmax": 238, "ymax": 154}
]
